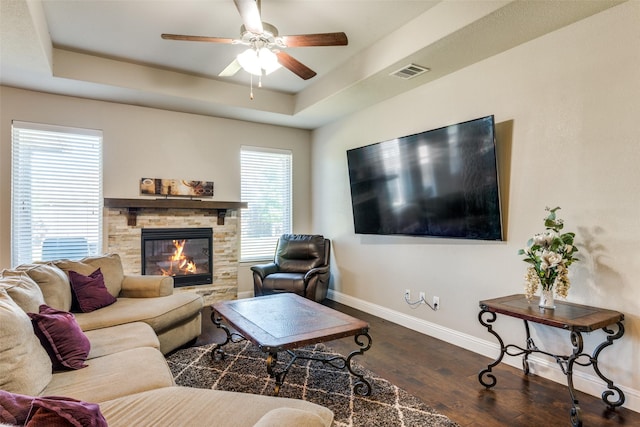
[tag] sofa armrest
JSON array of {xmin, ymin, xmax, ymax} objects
[
  {"xmin": 250, "ymin": 263, "xmax": 278, "ymax": 280},
  {"xmin": 120, "ymin": 275, "xmax": 174, "ymax": 298}
]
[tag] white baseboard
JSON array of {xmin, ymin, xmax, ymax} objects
[{"xmin": 327, "ymin": 289, "xmax": 640, "ymax": 413}]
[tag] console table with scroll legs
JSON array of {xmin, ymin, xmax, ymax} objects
[{"xmin": 478, "ymin": 294, "xmax": 625, "ymax": 427}]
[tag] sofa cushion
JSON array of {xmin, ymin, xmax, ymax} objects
[
  {"xmin": 28, "ymin": 305, "xmax": 91, "ymax": 371},
  {"xmin": 0, "ymin": 270, "xmax": 45, "ymax": 314},
  {"xmin": 253, "ymin": 408, "xmax": 328, "ymax": 427},
  {"xmin": 42, "ymin": 347, "xmax": 174, "ymax": 403},
  {"xmin": 69, "ymin": 269, "xmax": 117, "ymax": 313},
  {"xmin": 262, "ymin": 272, "xmax": 306, "ymax": 295},
  {"xmin": 154, "ymin": 312, "xmax": 202, "ymax": 355},
  {"xmin": 16, "ymin": 263, "xmax": 73, "ymax": 312},
  {"xmin": 99, "ymin": 387, "xmax": 334, "ymax": 427},
  {"xmin": 84, "ymin": 322, "xmax": 160, "ymax": 359},
  {"xmin": 0, "ymin": 289, "xmax": 52, "ymax": 396},
  {"xmin": 0, "ymin": 390, "xmax": 107, "ymax": 427},
  {"xmin": 73, "ymin": 293, "xmax": 202, "ymax": 334},
  {"xmin": 54, "ymin": 254, "xmax": 124, "ymax": 298}
]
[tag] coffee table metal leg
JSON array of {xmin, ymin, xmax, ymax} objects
[
  {"xmin": 266, "ymin": 352, "xmax": 286, "ymax": 396},
  {"xmin": 346, "ymin": 331, "xmax": 373, "ymax": 396},
  {"xmin": 210, "ymin": 309, "xmax": 245, "ymax": 361},
  {"xmin": 263, "ymin": 331, "xmax": 373, "ymax": 397}
]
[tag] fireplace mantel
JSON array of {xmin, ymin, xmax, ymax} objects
[{"xmin": 104, "ymin": 198, "xmax": 247, "ymax": 226}]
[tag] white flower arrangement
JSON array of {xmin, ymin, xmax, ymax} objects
[{"xmin": 519, "ymin": 207, "xmax": 579, "ymax": 301}]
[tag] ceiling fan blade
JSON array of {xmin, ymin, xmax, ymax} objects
[
  {"xmin": 234, "ymin": 0, "xmax": 263, "ymax": 34},
  {"xmin": 275, "ymin": 51, "xmax": 316, "ymax": 80},
  {"xmin": 218, "ymin": 59, "xmax": 242, "ymax": 77},
  {"xmin": 282, "ymin": 32, "xmax": 348, "ymax": 47},
  {"xmin": 161, "ymin": 34, "xmax": 235, "ymax": 44}
]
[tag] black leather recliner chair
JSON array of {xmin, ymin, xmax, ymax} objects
[{"xmin": 251, "ymin": 234, "xmax": 331, "ymax": 302}]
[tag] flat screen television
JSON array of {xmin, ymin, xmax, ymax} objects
[{"xmin": 346, "ymin": 115, "xmax": 502, "ymax": 240}]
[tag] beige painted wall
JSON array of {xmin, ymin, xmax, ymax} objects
[
  {"xmin": 312, "ymin": 1, "xmax": 640, "ymax": 408},
  {"xmin": 0, "ymin": 0, "xmax": 638, "ymax": 411},
  {"xmin": 0, "ymin": 87, "xmax": 312, "ymax": 294}
]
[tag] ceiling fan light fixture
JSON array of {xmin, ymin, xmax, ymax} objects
[
  {"xmin": 258, "ymin": 47, "xmax": 281, "ymax": 74},
  {"xmin": 162, "ymin": 0, "xmax": 348, "ymax": 86},
  {"xmin": 237, "ymin": 46, "xmax": 281, "ymax": 76},
  {"xmin": 237, "ymin": 48, "xmax": 263, "ymax": 76}
]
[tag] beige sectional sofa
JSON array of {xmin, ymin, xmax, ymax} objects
[
  {"xmin": 0, "ymin": 254, "xmax": 333, "ymax": 426},
  {"xmin": 16, "ymin": 253, "xmax": 203, "ymax": 355}
]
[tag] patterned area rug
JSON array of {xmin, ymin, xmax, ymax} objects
[{"xmin": 166, "ymin": 341, "xmax": 459, "ymax": 427}]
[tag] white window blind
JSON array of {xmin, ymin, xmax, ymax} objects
[
  {"xmin": 240, "ymin": 146, "xmax": 292, "ymax": 261},
  {"xmin": 11, "ymin": 121, "xmax": 103, "ymax": 266}
]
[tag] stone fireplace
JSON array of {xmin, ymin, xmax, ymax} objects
[{"xmin": 104, "ymin": 198, "xmax": 246, "ymax": 304}]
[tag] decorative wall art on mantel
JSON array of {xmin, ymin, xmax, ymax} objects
[{"xmin": 140, "ymin": 178, "xmax": 214, "ymax": 198}]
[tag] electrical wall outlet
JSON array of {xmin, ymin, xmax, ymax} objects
[
  {"xmin": 405, "ymin": 289, "xmax": 411, "ymax": 300},
  {"xmin": 433, "ymin": 296, "xmax": 440, "ymax": 310},
  {"xmin": 419, "ymin": 291, "xmax": 426, "ymax": 304}
]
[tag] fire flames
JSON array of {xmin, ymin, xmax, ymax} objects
[{"xmin": 161, "ymin": 240, "xmax": 197, "ymax": 276}]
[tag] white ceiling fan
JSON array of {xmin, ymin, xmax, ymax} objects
[{"xmin": 161, "ymin": 0, "xmax": 348, "ymax": 81}]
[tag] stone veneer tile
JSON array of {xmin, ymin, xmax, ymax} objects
[{"xmin": 105, "ymin": 208, "xmax": 238, "ymax": 305}]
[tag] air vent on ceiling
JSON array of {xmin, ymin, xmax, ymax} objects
[{"xmin": 389, "ymin": 64, "xmax": 430, "ymax": 80}]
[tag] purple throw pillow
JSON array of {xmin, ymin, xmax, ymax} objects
[
  {"xmin": 0, "ymin": 389, "xmax": 31, "ymax": 425},
  {"xmin": 28, "ymin": 396, "xmax": 107, "ymax": 427},
  {"xmin": 0, "ymin": 390, "xmax": 107, "ymax": 427},
  {"xmin": 28, "ymin": 304, "xmax": 91, "ymax": 370},
  {"xmin": 68, "ymin": 268, "xmax": 117, "ymax": 313}
]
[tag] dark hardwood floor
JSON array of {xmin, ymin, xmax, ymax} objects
[{"xmin": 196, "ymin": 300, "xmax": 638, "ymax": 427}]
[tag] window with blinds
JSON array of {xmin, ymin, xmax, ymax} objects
[
  {"xmin": 240, "ymin": 146, "xmax": 292, "ymax": 261},
  {"xmin": 11, "ymin": 121, "xmax": 103, "ymax": 266}
]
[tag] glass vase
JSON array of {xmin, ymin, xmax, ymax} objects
[{"xmin": 539, "ymin": 288, "xmax": 556, "ymax": 309}]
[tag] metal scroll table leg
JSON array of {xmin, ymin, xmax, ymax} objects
[
  {"xmin": 566, "ymin": 330, "xmax": 584, "ymax": 427},
  {"xmin": 478, "ymin": 307, "xmax": 504, "ymax": 388},
  {"xmin": 264, "ymin": 331, "xmax": 373, "ymax": 397},
  {"xmin": 265, "ymin": 350, "xmax": 311, "ymax": 396},
  {"xmin": 591, "ymin": 322, "xmax": 625, "ymax": 409},
  {"xmin": 566, "ymin": 322, "xmax": 625, "ymax": 427},
  {"xmin": 210, "ymin": 309, "xmax": 245, "ymax": 361},
  {"xmin": 345, "ymin": 331, "xmax": 373, "ymax": 396},
  {"xmin": 266, "ymin": 352, "xmax": 286, "ymax": 396},
  {"xmin": 522, "ymin": 319, "xmax": 538, "ymax": 375}
]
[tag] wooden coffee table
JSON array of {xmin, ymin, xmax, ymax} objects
[{"xmin": 210, "ymin": 293, "xmax": 372, "ymax": 396}]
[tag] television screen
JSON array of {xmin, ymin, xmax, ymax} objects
[{"xmin": 346, "ymin": 115, "xmax": 502, "ymax": 240}]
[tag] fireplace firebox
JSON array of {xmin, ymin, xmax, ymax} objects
[{"xmin": 141, "ymin": 228, "xmax": 213, "ymax": 287}]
